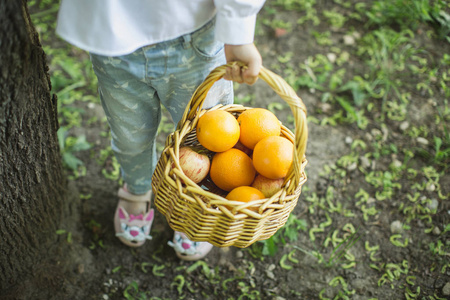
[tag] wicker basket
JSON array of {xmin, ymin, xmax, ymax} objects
[{"xmin": 151, "ymin": 62, "xmax": 308, "ymax": 248}]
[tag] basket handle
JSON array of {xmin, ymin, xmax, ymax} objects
[{"xmin": 179, "ymin": 61, "xmax": 308, "ymax": 194}]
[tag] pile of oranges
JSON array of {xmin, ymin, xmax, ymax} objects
[{"xmin": 195, "ymin": 108, "xmax": 294, "ymax": 204}]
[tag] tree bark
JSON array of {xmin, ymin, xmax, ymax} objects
[{"xmin": 0, "ymin": 0, "xmax": 66, "ymax": 291}]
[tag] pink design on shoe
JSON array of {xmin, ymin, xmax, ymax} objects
[
  {"xmin": 118, "ymin": 208, "xmax": 126, "ymax": 219},
  {"xmin": 145, "ymin": 210, "xmax": 154, "ymax": 221},
  {"xmin": 129, "ymin": 214, "xmax": 144, "ymax": 221}
]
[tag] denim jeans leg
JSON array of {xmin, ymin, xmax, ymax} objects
[{"xmin": 90, "ymin": 53, "xmax": 160, "ymax": 195}]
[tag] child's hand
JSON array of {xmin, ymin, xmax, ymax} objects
[{"xmin": 224, "ymin": 43, "xmax": 262, "ymax": 85}]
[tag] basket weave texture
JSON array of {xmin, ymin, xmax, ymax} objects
[{"xmin": 151, "ymin": 62, "xmax": 308, "ymax": 248}]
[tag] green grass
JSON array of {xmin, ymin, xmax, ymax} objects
[
  {"xmin": 363, "ymin": 0, "xmax": 450, "ymax": 36},
  {"xmin": 57, "ymin": 127, "xmax": 91, "ymax": 172}
]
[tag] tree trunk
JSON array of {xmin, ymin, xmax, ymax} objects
[{"xmin": 0, "ymin": 0, "xmax": 66, "ymax": 291}]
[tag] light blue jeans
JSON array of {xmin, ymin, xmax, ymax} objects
[{"xmin": 90, "ymin": 19, "xmax": 233, "ymax": 195}]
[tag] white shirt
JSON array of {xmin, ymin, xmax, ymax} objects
[{"xmin": 56, "ymin": 0, "xmax": 265, "ymax": 56}]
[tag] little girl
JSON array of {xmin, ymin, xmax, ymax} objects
[{"xmin": 56, "ymin": 0, "xmax": 265, "ymax": 261}]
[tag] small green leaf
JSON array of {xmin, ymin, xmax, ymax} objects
[
  {"xmin": 141, "ymin": 262, "xmax": 151, "ymax": 274},
  {"xmin": 443, "ymin": 224, "xmax": 450, "ymax": 234},
  {"xmin": 57, "ymin": 127, "xmax": 67, "ymax": 151},
  {"xmin": 288, "ymin": 249, "xmax": 299, "ymax": 264},
  {"xmin": 67, "ymin": 232, "xmax": 72, "ymax": 244},
  {"xmin": 390, "ymin": 234, "xmax": 409, "ymax": 247},
  {"xmin": 171, "ymin": 275, "xmax": 185, "ymax": 295},
  {"xmin": 62, "ymin": 152, "xmax": 83, "ymax": 170},
  {"xmin": 262, "ymin": 236, "xmax": 277, "ymax": 256},
  {"xmin": 152, "ymin": 264, "xmax": 166, "ymax": 277},
  {"xmin": 406, "ymin": 276, "xmax": 416, "ymax": 285},
  {"xmin": 280, "ymin": 254, "xmax": 292, "ymax": 270},
  {"xmin": 267, "ymin": 102, "xmax": 284, "ymax": 113},
  {"xmin": 123, "ymin": 281, "xmax": 139, "ymax": 300},
  {"xmin": 70, "ymin": 135, "xmax": 91, "ymax": 152}
]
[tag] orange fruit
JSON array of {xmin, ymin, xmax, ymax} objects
[
  {"xmin": 226, "ymin": 186, "xmax": 265, "ymax": 202},
  {"xmin": 210, "ymin": 148, "xmax": 256, "ymax": 191},
  {"xmin": 252, "ymin": 136, "xmax": 294, "ymax": 179},
  {"xmin": 237, "ymin": 108, "xmax": 281, "ymax": 150},
  {"xmin": 197, "ymin": 110, "xmax": 240, "ymax": 152}
]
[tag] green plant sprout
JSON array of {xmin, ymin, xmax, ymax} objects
[
  {"xmin": 57, "ymin": 127, "xmax": 91, "ymax": 172},
  {"xmin": 323, "ymin": 9, "xmax": 346, "ymax": 28},
  {"xmin": 247, "ymin": 213, "xmax": 307, "ymax": 258},
  {"xmin": 55, "ymin": 229, "xmax": 72, "ymax": 244},
  {"xmin": 123, "ymin": 281, "xmax": 151, "ymax": 300}
]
